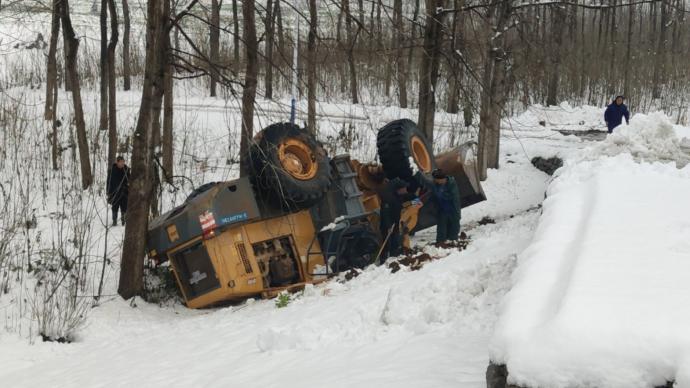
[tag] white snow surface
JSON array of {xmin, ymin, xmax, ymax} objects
[{"xmin": 490, "ymin": 154, "xmax": 690, "ymax": 388}]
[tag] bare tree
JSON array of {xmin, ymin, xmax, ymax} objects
[
  {"xmin": 623, "ymin": 2, "xmax": 635, "ymax": 98},
  {"xmin": 393, "ymin": 0, "xmax": 408, "ymax": 108},
  {"xmin": 446, "ymin": 0, "xmax": 464, "ymax": 114},
  {"xmin": 478, "ymin": 0, "xmax": 514, "ymax": 180},
  {"xmin": 119, "ymin": 0, "xmax": 170, "ymax": 299},
  {"xmin": 343, "ymin": 0, "xmax": 359, "ymax": 104},
  {"xmin": 61, "ymin": 0, "xmax": 93, "ymax": 189},
  {"xmin": 418, "ymin": 0, "xmax": 446, "ymax": 143},
  {"xmin": 546, "ymin": 4, "xmax": 567, "ymax": 106},
  {"xmin": 232, "ymin": 0, "xmax": 240, "ymax": 69},
  {"xmin": 651, "ymin": 0, "xmax": 668, "ymax": 99},
  {"xmin": 107, "ymin": 0, "xmax": 118, "ymax": 165},
  {"xmin": 123, "ymin": 0, "xmax": 132, "ymax": 90},
  {"xmin": 264, "ymin": 0, "xmax": 276, "ymax": 100},
  {"xmin": 44, "ymin": 0, "xmax": 61, "ymax": 122},
  {"xmin": 162, "ymin": 56, "xmax": 174, "ymax": 183},
  {"xmin": 307, "ymin": 0, "xmax": 317, "ymax": 132},
  {"xmin": 239, "ymin": 0, "xmax": 258, "ymax": 177},
  {"xmin": 210, "ymin": 0, "xmax": 220, "ymax": 97},
  {"xmin": 99, "ymin": 0, "xmax": 108, "ymax": 131}
]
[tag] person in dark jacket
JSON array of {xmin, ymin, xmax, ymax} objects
[
  {"xmin": 379, "ymin": 177, "xmax": 418, "ymax": 261},
  {"xmin": 417, "ymin": 169, "xmax": 461, "ymax": 243},
  {"xmin": 107, "ymin": 156, "xmax": 130, "ymax": 226},
  {"xmin": 604, "ymin": 95, "xmax": 630, "ymax": 133}
]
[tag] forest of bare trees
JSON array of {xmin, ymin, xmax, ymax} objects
[{"xmin": 2, "ymin": 0, "xmax": 686, "ymax": 298}]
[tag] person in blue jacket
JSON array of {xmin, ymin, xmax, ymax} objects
[
  {"xmin": 416, "ymin": 169, "xmax": 461, "ymax": 244},
  {"xmin": 604, "ymin": 95, "xmax": 630, "ymax": 133}
]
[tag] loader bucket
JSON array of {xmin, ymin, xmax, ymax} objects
[{"xmin": 434, "ymin": 141, "xmax": 486, "ymax": 208}]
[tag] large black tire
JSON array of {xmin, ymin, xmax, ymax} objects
[
  {"xmin": 247, "ymin": 122, "xmax": 331, "ymax": 210},
  {"xmin": 377, "ymin": 119, "xmax": 436, "ymax": 180}
]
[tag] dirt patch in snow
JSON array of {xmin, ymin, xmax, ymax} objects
[
  {"xmin": 531, "ymin": 156, "xmax": 564, "ymax": 176},
  {"xmin": 388, "ymin": 236, "xmax": 470, "ymax": 274}
]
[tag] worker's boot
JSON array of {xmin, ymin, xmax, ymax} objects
[
  {"xmin": 112, "ymin": 210, "xmax": 118, "ymax": 226},
  {"xmin": 121, "ymin": 212, "xmax": 126, "ymax": 226}
]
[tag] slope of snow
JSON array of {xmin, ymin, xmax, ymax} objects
[
  {"xmin": 0, "ymin": 209, "xmax": 541, "ymax": 388},
  {"xmin": 490, "ymin": 154, "xmax": 690, "ymax": 388}
]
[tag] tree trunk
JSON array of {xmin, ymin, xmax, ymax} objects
[
  {"xmin": 478, "ymin": 0, "xmax": 513, "ymax": 180},
  {"xmin": 393, "ymin": 0, "xmax": 407, "ymax": 108},
  {"xmin": 107, "ymin": 0, "xmax": 119, "ymax": 165},
  {"xmin": 61, "ymin": 0, "xmax": 93, "ymax": 189},
  {"xmin": 623, "ymin": 4, "xmax": 634, "ymax": 99},
  {"xmin": 264, "ymin": 0, "xmax": 275, "ymax": 100},
  {"xmin": 341, "ymin": 0, "xmax": 358, "ymax": 104},
  {"xmin": 232, "ymin": 0, "xmax": 241, "ymax": 70},
  {"xmin": 210, "ymin": 0, "xmax": 220, "ymax": 97},
  {"xmin": 162, "ymin": 34, "xmax": 174, "ymax": 183},
  {"xmin": 652, "ymin": 0, "xmax": 668, "ymax": 99},
  {"xmin": 118, "ymin": 0, "xmax": 169, "ymax": 300},
  {"xmin": 239, "ymin": 0, "xmax": 258, "ymax": 177},
  {"xmin": 446, "ymin": 0, "xmax": 464, "ymax": 114},
  {"xmin": 63, "ymin": 36, "xmax": 72, "ymax": 92},
  {"xmin": 99, "ymin": 0, "xmax": 108, "ymax": 131},
  {"xmin": 546, "ymin": 4, "xmax": 566, "ymax": 106},
  {"xmin": 368, "ymin": 0, "xmax": 376, "ymax": 58},
  {"xmin": 51, "ymin": 84, "xmax": 59, "ymax": 170},
  {"xmin": 275, "ymin": 0, "xmax": 285, "ymax": 53},
  {"xmin": 44, "ymin": 0, "xmax": 60, "ymax": 121},
  {"xmin": 417, "ymin": 0, "xmax": 445, "ymax": 143},
  {"xmin": 307, "ymin": 0, "xmax": 317, "ymax": 133},
  {"xmin": 122, "ymin": 0, "xmax": 131, "ymax": 90}
]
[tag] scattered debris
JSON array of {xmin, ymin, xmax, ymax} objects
[
  {"xmin": 40, "ymin": 333, "xmax": 71, "ymax": 344},
  {"xmin": 343, "ymin": 269, "xmax": 360, "ymax": 281},
  {"xmin": 478, "ymin": 216, "xmax": 496, "ymax": 226},
  {"xmin": 387, "ymin": 236, "xmax": 471, "ymax": 274}
]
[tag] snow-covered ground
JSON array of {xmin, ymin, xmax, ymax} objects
[
  {"xmin": 3, "ymin": 6, "xmax": 690, "ymax": 385},
  {"xmin": 2, "ymin": 87, "xmax": 689, "ymax": 386},
  {"xmin": 0, "ymin": 82, "xmax": 576, "ymax": 387},
  {"xmin": 490, "ymin": 116, "xmax": 690, "ymax": 387}
]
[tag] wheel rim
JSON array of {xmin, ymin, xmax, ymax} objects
[
  {"xmin": 278, "ymin": 139, "xmax": 318, "ymax": 180},
  {"xmin": 410, "ymin": 136, "xmax": 432, "ymax": 173}
]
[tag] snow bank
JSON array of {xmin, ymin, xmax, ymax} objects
[
  {"xmin": 592, "ymin": 112, "xmax": 690, "ymax": 167},
  {"xmin": 490, "ymin": 154, "xmax": 690, "ymax": 388}
]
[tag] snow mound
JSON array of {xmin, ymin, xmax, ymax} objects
[
  {"xmin": 592, "ymin": 112, "xmax": 690, "ymax": 167},
  {"xmin": 490, "ymin": 154, "xmax": 690, "ymax": 388}
]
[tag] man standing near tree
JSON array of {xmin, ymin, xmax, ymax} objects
[
  {"xmin": 604, "ymin": 95, "xmax": 630, "ymax": 134},
  {"xmin": 107, "ymin": 156, "xmax": 130, "ymax": 226}
]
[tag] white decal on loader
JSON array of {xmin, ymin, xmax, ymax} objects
[{"xmin": 189, "ymin": 271, "xmax": 207, "ymax": 285}]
